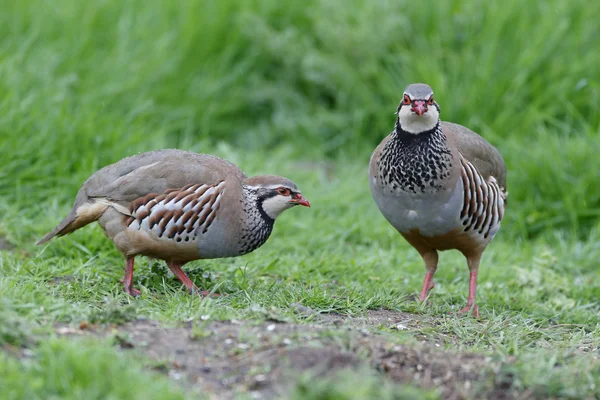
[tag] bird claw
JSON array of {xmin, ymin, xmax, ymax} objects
[
  {"xmin": 456, "ymin": 304, "xmax": 479, "ymax": 318},
  {"xmin": 123, "ymin": 286, "xmax": 141, "ymax": 297},
  {"xmin": 418, "ymin": 281, "xmax": 435, "ymax": 302}
]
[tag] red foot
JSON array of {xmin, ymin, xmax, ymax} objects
[
  {"xmin": 123, "ymin": 286, "xmax": 141, "ymax": 297},
  {"xmin": 455, "ymin": 270, "xmax": 480, "ymax": 318},
  {"xmin": 418, "ymin": 272, "xmax": 436, "ymax": 302},
  {"xmin": 418, "ymin": 283, "xmax": 435, "ymax": 302},
  {"xmin": 457, "ymin": 304, "xmax": 479, "ymax": 318}
]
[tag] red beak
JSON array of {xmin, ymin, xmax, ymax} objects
[
  {"xmin": 290, "ymin": 194, "xmax": 311, "ymax": 207},
  {"xmin": 411, "ymin": 100, "xmax": 427, "ymax": 116}
]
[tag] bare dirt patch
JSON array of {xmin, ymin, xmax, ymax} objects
[{"xmin": 57, "ymin": 311, "xmax": 517, "ymax": 399}]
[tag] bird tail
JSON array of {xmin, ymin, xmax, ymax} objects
[
  {"xmin": 36, "ymin": 213, "xmax": 79, "ymax": 245},
  {"xmin": 36, "ymin": 200, "xmax": 111, "ymax": 245}
]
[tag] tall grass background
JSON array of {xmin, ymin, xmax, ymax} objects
[{"xmin": 1, "ymin": 0, "xmax": 599, "ymax": 241}]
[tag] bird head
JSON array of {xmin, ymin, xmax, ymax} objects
[
  {"xmin": 396, "ymin": 83, "xmax": 440, "ymax": 134},
  {"xmin": 243, "ymin": 175, "xmax": 310, "ymax": 220}
]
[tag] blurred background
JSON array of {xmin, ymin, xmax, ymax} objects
[{"xmin": 1, "ymin": 0, "xmax": 599, "ymax": 241}]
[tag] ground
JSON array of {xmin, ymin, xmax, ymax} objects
[{"xmin": 53, "ymin": 312, "xmax": 509, "ymax": 399}]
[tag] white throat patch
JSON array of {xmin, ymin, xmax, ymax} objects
[
  {"xmin": 261, "ymin": 195, "xmax": 294, "ymax": 220},
  {"xmin": 398, "ymin": 106, "xmax": 440, "ymax": 134}
]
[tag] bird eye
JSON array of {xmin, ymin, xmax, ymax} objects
[
  {"xmin": 277, "ymin": 187, "xmax": 290, "ymax": 196},
  {"xmin": 403, "ymin": 95, "xmax": 411, "ymax": 105},
  {"xmin": 427, "ymin": 96, "xmax": 434, "ymax": 105}
]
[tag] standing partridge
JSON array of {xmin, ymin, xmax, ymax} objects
[
  {"xmin": 37, "ymin": 149, "xmax": 310, "ymax": 296},
  {"xmin": 369, "ymin": 83, "xmax": 507, "ymax": 317}
]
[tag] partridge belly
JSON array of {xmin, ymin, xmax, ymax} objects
[{"xmin": 372, "ymin": 178, "xmax": 464, "ymax": 237}]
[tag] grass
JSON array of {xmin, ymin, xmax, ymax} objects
[
  {"xmin": 0, "ymin": 338, "xmax": 187, "ymax": 400},
  {"xmin": 1, "ymin": 0, "xmax": 600, "ymax": 398}
]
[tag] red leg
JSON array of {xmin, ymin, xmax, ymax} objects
[
  {"xmin": 419, "ymin": 271, "xmax": 436, "ymax": 302},
  {"xmin": 167, "ymin": 263, "xmax": 224, "ymax": 297},
  {"xmin": 418, "ymin": 251, "xmax": 438, "ymax": 302},
  {"xmin": 122, "ymin": 257, "xmax": 141, "ymax": 297},
  {"xmin": 167, "ymin": 263, "xmax": 218, "ymax": 296},
  {"xmin": 457, "ymin": 254, "xmax": 482, "ymax": 318},
  {"xmin": 167, "ymin": 262, "xmax": 197, "ymax": 292}
]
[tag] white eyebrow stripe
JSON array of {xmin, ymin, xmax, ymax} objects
[{"xmin": 246, "ymin": 184, "xmax": 295, "ymax": 190}]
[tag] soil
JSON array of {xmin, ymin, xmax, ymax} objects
[{"xmin": 56, "ymin": 309, "xmax": 518, "ymax": 399}]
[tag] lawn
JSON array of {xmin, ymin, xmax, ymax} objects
[{"xmin": 1, "ymin": 0, "xmax": 600, "ymax": 398}]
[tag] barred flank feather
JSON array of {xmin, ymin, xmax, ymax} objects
[
  {"xmin": 459, "ymin": 157, "xmax": 506, "ymax": 239},
  {"xmin": 127, "ymin": 180, "xmax": 226, "ymax": 242}
]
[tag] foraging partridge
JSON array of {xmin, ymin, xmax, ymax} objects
[
  {"xmin": 369, "ymin": 83, "xmax": 507, "ymax": 317},
  {"xmin": 37, "ymin": 149, "xmax": 310, "ymax": 296}
]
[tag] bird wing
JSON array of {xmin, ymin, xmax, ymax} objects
[
  {"xmin": 442, "ymin": 122, "xmax": 507, "ymax": 190},
  {"xmin": 368, "ymin": 133, "xmax": 391, "ymax": 182},
  {"xmin": 37, "ymin": 149, "xmax": 245, "ymax": 244},
  {"xmin": 83, "ymin": 149, "xmax": 245, "ymax": 205}
]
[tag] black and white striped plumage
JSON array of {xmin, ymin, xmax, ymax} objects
[
  {"xmin": 369, "ymin": 83, "xmax": 507, "ymax": 318},
  {"xmin": 458, "ymin": 157, "xmax": 506, "ymax": 240},
  {"xmin": 126, "ymin": 181, "xmax": 226, "ymax": 240}
]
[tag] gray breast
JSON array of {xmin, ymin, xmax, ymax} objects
[{"xmin": 371, "ymin": 177, "xmax": 464, "ymax": 236}]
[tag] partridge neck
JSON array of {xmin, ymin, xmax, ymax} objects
[
  {"xmin": 238, "ymin": 186, "xmax": 275, "ymax": 255},
  {"xmin": 379, "ymin": 120, "xmax": 453, "ymax": 194},
  {"xmin": 393, "ymin": 119, "xmax": 441, "ymax": 143}
]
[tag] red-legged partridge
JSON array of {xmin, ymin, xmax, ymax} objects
[
  {"xmin": 38, "ymin": 149, "xmax": 310, "ymax": 296},
  {"xmin": 369, "ymin": 83, "xmax": 507, "ymax": 317}
]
